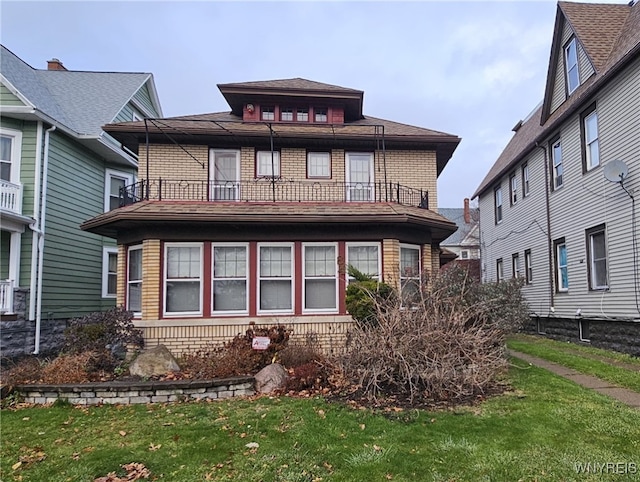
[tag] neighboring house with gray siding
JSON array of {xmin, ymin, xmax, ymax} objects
[
  {"xmin": 439, "ymin": 198, "xmax": 480, "ymax": 261},
  {"xmin": 473, "ymin": 1, "xmax": 640, "ymax": 355},
  {"xmin": 0, "ymin": 45, "xmax": 162, "ymax": 357}
]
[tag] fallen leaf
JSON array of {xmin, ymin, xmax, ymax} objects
[
  {"xmin": 245, "ymin": 442, "xmax": 259, "ymax": 449},
  {"xmin": 12, "ymin": 461, "xmax": 22, "ymax": 470},
  {"xmin": 359, "ymin": 424, "xmax": 365, "ymax": 430},
  {"xmin": 119, "ymin": 431, "xmax": 127, "ymax": 437},
  {"xmin": 149, "ymin": 443, "xmax": 162, "ymax": 451}
]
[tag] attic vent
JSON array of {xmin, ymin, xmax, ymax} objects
[{"xmin": 512, "ymin": 120, "xmax": 523, "ymax": 132}]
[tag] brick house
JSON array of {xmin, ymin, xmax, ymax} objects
[{"xmin": 81, "ymin": 79, "xmax": 460, "ymax": 354}]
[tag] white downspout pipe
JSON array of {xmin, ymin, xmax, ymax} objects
[
  {"xmin": 29, "ymin": 121, "xmax": 44, "ymax": 321},
  {"xmin": 33, "ymin": 125, "xmax": 56, "ymax": 355}
]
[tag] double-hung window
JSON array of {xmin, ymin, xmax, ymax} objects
[
  {"xmin": 554, "ymin": 238, "xmax": 569, "ymax": 292},
  {"xmin": 582, "ymin": 107, "xmax": 600, "ymax": 171},
  {"xmin": 212, "ymin": 244, "xmax": 248, "ymax": 313},
  {"xmin": 105, "ymin": 169, "xmax": 134, "ymax": 211},
  {"xmin": 494, "ymin": 186, "xmax": 503, "ymax": 224},
  {"xmin": 280, "ymin": 108, "xmax": 294, "ymax": 121},
  {"xmin": 102, "ymin": 247, "xmax": 118, "ymax": 298},
  {"xmin": 565, "ymin": 38, "xmax": 580, "ymax": 94},
  {"xmin": 257, "ymin": 151, "xmax": 280, "ymax": 178},
  {"xmin": 524, "ymin": 249, "xmax": 533, "ymax": 284},
  {"xmin": 259, "ymin": 244, "xmax": 293, "ymax": 313},
  {"xmin": 307, "ymin": 152, "xmax": 331, "ymax": 178},
  {"xmin": 0, "ymin": 129, "xmax": 22, "ymax": 184},
  {"xmin": 261, "ymin": 106, "xmax": 275, "ymax": 121},
  {"xmin": 164, "ymin": 243, "xmax": 202, "ymax": 315},
  {"xmin": 509, "ymin": 173, "xmax": 518, "ymax": 205},
  {"xmin": 297, "ymin": 108, "xmax": 309, "ymax": 122},
  {"xmin": 551, "ymin": 139, "xmax": 563, "ymax": 190},
  {"xmin": 512, "ymin": 253, "xmax": 520, "ymax": 278},
  {"xmin": 303, "ymin": 243, "xmax": 338, "ymax": 312},
  {"xmin": 346, "ymin": 243, "xmax": 381, "ymax": 282},
  {"xmin": 586, "ymin": 225, "xmax": 608, "ymax": 290},
  {"xmin": 127, "ymin": 245, "xmax": 143, "ymax": 314},
  {"xmin": 314, "ymin": 108, "xmax": 327, "ymax": 123},
  {"xmin": 522, "ymin": 163, "xmax": 530, "ymax": 197},
  {"xmin": 496, "ymin": 258, "xmax": 504, "ymax": 283},
  {"xmin": 400, "ymin": 244, "xmax": 421, "ymax": 304}
]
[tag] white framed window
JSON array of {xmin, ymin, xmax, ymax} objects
[
  {"xmin": 579, "ymin": 319, "xmax": 590, "ymax": 342},
  {"xmin": 587, "ymin": 225, "xmax": 608, "ymax": 290},
  {"xmin": 510, "ymin": 173, "xmax": 518, "ymax": 205},
  {"xmin": 524, "ymin": 249, "xmax": 533, "ymax": 284},
  {"xmin": 102, "ymin": 247, "xmax": 118, "ymax": 298},
  {"xmin": 494, "ymin": 186, "xmax": 503, "ymax": 224},
  {"xmin": 551, "ymin": 139, "xmax": 563, "ymax": 190},
  {"xmin": 512, "ymin": 253, "xmax": 520, "ymax": 278},
  {"xmin": 132, "ymin": 110, "xmax": 143, "ymax": 121},
  {"xmin": 347, "ymin": 243, "xmax": 381, "ymax": 282},
  {"xmin": 314, "ymin": 108, "xmax": 327, "ymax": 122},
  {"xmin": 400, "ymin": 244, "xmax": 421, "ymax": 304},
  {"xmin": 164, "ymin": 243, "xmax": 203, "ymax": 316},
  {"xmin": 522, "ymin": 163, "xmax": 530, "ymax": 197},
  {"xmin": 127, "ymin": 245, "xmax": 143, "ymax": 315},
  {"xmin": 280, "ymin": 108, "xmax": 294, "ymax": 121},
  {"xmin": 297, "ymin": 108, "xmax": 309, "ymax": 122},
  {"xmin": 307, "ymin": 152, "xmax": 331, "ymax": 178},
  {"xmin": 210, "ymin": 149, "xmax": 240, "ymax": 200},
  {"xmin": 257, "ymin": 151, "xmax": 280, "ymax": 178},
  {"xmin": 346, "ymin": 152, "xmax": 374, "ymax": 201},
  {"xmin": 303, "ymin": 243, "xmax": 338, "ymax": 313},
  {"xmin": 261, "ymin": 106, "xmax": 275, "ymax": 121},
  {"xmin": 0, "ymin": 128, "xmax": 22, "ymax": 183},
  {"xmin": 105, "ymin": 169, "xmax": 134, "ymax": 212},
  {"xmin": 460, "ymin": 250, "xmax": 470, "ymax": 260},
  {"xmin": 496, "ymin": 258, "xmax": 504, "ymax": 283},
  {"xmin": 212, "ymin": 244, "xmax": 248, "ymax": 313},
  {"xmin": 565, "ymin": 38, "xmax": 579, "ymax": 94},
  {"xmin": 583, "ymin": 110, "xmax": 600, "ymax": 171},
  {"xmin": 258, "ymin": 243, "xmax": 294, "ymax": 314},
  {"xmin": 555, "ymin": 239, "xmax": 569, "ymax": 292}
]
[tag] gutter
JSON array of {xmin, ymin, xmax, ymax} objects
[
  {"xmin": 536, "ymin": 142, "xmax": 555, "ymax": 313},
  {"xmin": 28, "ymin": 121, "xmax": 44, "ymax": 321},
  {"xmin": 32, "ymin": 124, "xmax": 56, "ymax": 355}
]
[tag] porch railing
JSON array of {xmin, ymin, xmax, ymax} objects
[
  {"xmin": 0, "ymin": 279, "xmax": 14, "ymax": 314},
  {"xmin": 120, "ymin": 179, "xmax": 429, "ymax": 209},
  {"xmin": 0, "ymin": 180, "xmax": 23, "ymax": 215}
]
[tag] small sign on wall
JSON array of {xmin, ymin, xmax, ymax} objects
[{"xmin": 252, "ymin": 336, "xmax": 271, "ymax": 351}]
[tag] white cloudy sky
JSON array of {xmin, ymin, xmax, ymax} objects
[{"xmin": 0, "ymin": 0, "xmax": 621, "ymax": 207}]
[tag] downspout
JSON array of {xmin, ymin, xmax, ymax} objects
[
  {"xmin": 32, "ymin": 125, "xmax": 56, "ymax": 354},
  {"xmin": 29, "ymin": 121, "xmax": 44, "ymax": 321},
  {"xmin": 535, "ymin": 142, "xmax": 554, "ymax": 311}
]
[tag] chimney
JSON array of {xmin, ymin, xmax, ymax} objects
[
  {"xmin": 464, "ymin": 198, "xmax": 471, "ymax": 224},
  {"xmin": 47, "ymin": 58, "xmax": 67, "ymax": 71}
]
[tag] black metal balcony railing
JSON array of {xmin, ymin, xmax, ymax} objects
[{"xmin": 120, "ymin": 179, "xmax": 429, "ymax": 209}]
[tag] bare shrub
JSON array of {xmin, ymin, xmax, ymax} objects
[
  {"xmin": 1, "ymin": 356, "xmax": 45, "ymax": 387},
  {"xmin": 284, "ymin": 361, "xmax": 330, "ymax": 392},
  {"xmin": 41, "ymin": 352, "xmax": 113, "ymax": 384},
  {"xmin": 278, "ymin": 332, "xmax": 325, "ymax": 369},
  {"xmin": 340, "ymin": 264, "xmax": 529, "ymax": 405}
]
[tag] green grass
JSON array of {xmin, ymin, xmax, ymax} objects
[
  {"xmin": 2, "ymin": 360, "xmax": 640, "ymax": 481},
  {"xmin": 508, "ymin": 334, "xmax": 640, "ymax": 392}
]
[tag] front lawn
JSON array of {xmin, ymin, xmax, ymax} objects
[{"xmin": 2, "ymin": 360, "xmax": 639, "ymax": 481}]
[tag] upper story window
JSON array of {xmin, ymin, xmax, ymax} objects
[
  {"xmin": 509, "ymin": 173, "xmax": 518, "ymax": 205},
  {"xmin": 460, "ymin": 250, "xmax": 470, "ymax": 260},
  {"xmin": 512, "ymin": 253, "xmax": 520, "ymax": 278},
  {"xmin": 582, "ymin": 106, "xmax": 600, "ymax": 171},
  {"xmin": 314, "ymin": 108, "xmax": 327, "ymax": 123},
  {"xmin": 261, "ymin": 106, "xmax": 275, "ymax": 121},
  {"xmin": 307, "ymin": 152, "xmax": 331, "ymax": 178},
  {"xmin": 494, "ymin": 186, "xmax": 503, "ymax": 224},
  {"xmin": 565, "ymin": 38, "xmax": 580, "ymax": 95},
  {"xmin": 256, "ymin": 150, "xmax": 280, "ymax": 178},
  {"xmin": 280, "ymin": 108, "xmax": 294, "ymax": 121},
  {"xmin": 551, "ymin": 139, "xmax": 563, "ymax": 190},
  {"xmin": 524, "ymin": 249, "xmax": 533, "ymax": 284},
  {"xmin": 105, "ymin": 169, "xmax": 134, "ymax": 212},
  {"xmin": 522, "ymin": 163, "xmax": 530, "ymax": 197},
  {"xmin": 132, "ymin": 111, "xmax": 143, "ymax": 121},
  {"xmin": 0, "ymin": 128, "xmax": 22, "ymax": 184},
  {"xmin": 297, "ymin": 108, "xmax": 309, "ymax": 122}
]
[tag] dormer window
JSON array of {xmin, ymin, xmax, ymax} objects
[
  {"xmin": 565, "ymin": 38, "xmax": 579, "ymax": 95},
  {"xmin": 314, "ymin": 108, "xmax": 327, "ymax": 123},
  {"xmin": 297, "ymin": 108, "xmax": 309, "ymax": 122},
  {"xmin": 281, "ymin": 108, "xmax": 293, "ymax": 121},
  {"xmin": 261, "ymin": 106, "xmax": 275, "ymax": 121}
]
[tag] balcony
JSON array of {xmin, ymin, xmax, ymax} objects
[
  {"xmin": 0, "ymin": 279, "xmax": 14, "ymax": 314},
  {"xmin": 121, "ymin": 179, "xmax": 429, "ymax": 209},
  {"xmin": 0, "ymin": 180, "xmax": 23, "ymax": 215}
]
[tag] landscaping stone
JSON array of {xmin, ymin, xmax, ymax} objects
[
  {"xmin": 129, "ymin": 344, "xmax": 180, "ymax": 377},
  {"xmin": 255, "ymin": 363, "xmax": 288, "ymax": 394}
]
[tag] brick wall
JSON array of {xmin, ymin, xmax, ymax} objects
[
  {"xmin": 382, "ymin": 239, "xmax": 400, "ymax": 289},
  {"xmin": 141, "ymin": 239, "xmax": 161, "ymax": 320}
]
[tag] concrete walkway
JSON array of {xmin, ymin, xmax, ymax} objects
[{"xmin": 508, "ymin": 350, "xmax": 640, "ymax": 409}]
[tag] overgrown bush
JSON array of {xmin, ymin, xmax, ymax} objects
[
  {"xmin": 40, "ymin": 352, "xmax": 112, "ymax": 384},
  {"xmin": 340, "ymin": 264, "xmax": 529, "ymax": 405},
  {"xmin": 345, "ymin": 266, "xmax": 394, "ymax": 327}
]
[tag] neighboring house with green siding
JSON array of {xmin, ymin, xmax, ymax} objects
[{"xmin": 0, "ymin": 45, "xmax": 162, "ymax": 357}]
